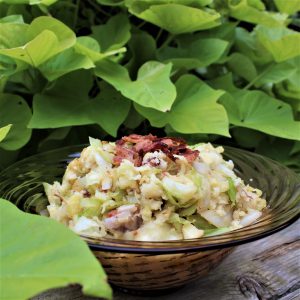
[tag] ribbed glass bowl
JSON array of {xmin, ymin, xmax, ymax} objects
[{"xmin": 1, "ymin": 145, "xmax": 299, "ymax": 293}]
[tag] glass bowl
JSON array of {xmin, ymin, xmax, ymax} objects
[{"xmin": 0, "ymin": 145, "xmax": 299, "ymax": 293}]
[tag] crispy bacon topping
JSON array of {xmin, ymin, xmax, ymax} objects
[{"xmin": 113, "ymin": 134, "xmax": 199, "ymax": 166}]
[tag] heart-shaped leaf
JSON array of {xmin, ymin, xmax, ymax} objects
[
  {"xmin": 0, "ymin": 94, "xmax": 32, "ymax": 150},
  {"xmin": 221, "ymin": 90, "xmax": 300, "ymax": 140},
  {"xmin": 136, "ymin": 74, "xmax": 229, "ymax": 136},
  {"xmin": 95, "ymin": 59, "xmax": 176, "ymax": 112},
  {"xmin": 126, "ymin": 2, "xmax": 221, "ymax": 34},
  {"xmin": 0, "ymin": 199, "xmax": 112, "ymax": 300}
]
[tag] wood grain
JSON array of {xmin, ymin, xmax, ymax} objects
[{"xmin": 33, "ymin": 220, "xmax": 300, "ymax": 300}]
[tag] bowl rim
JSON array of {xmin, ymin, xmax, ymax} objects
[
  {"xmin": 1, "ymin": 144, "xmax": 299, "ymax": 254},
  {"xmin": 84, "ymin": 214, "xmax": 299, "ymax": 253}
]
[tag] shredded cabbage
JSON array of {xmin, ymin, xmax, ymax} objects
[{"xmin": 45, "ymin": 138, "xmax": 267, "ymax": 241}]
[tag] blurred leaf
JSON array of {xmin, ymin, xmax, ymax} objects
[
  {"xmin": 0, "ymin": 199, "xmax": 112, "ymax": 300},
  {"xmin": 0, "ymin": 0, "xmax": 58, "ymax": 5},
  {"xmin": 91, "ymin": 82, "xmax": 131, "ymax": 136},
  {"xmin": 136, "ymin": 74, "xmax": 229, "ymax": 136},
  {"xmin": 256, "ymin": 138, "xmax": 300, "ymax": 173},
  {"xmin": 290, "ymin": 141, "xmax": 300, "ymax": 156},
  {"xmin": 234, "ymin": 27, "xmax": 272, "ymax": 65},
  {"xmin": 0, "ymin": 148, "xmax": 19, "ymax": 170},
  {"xmin": 255, "ymin": 25, "xmax": 300, "ymax": 62},
  {"xmin": 0, "ymin": 14, "xmax": 24, "ymax": 23},
  {"xmin": 0, "ymin": 16, "xmax": 75, "ymax": 67},
  {"xmin": 228, "ymin": 0, "xmax": 288, "ymax": 26},
  {"xmin": 0, "ymin": 93, "xmax": 32, "ymax": 150},
  {"xmin": 208, "ymin": 72, "xmax": 239, "ymax": 92},
  {"xmin": 254, "ymin": 59, "xmax": 297, "ymax": 87},
  {"xmin": 91, "ymin": 13, "xmax": 131, "ymax": 52},
  {"xmin": 38, "ymin": 127, "xmax": 71, "ymax": 152},
  {"xmin": 274, "ymin": 0, "xmax": 300, "ymax": 15},
  {"xmin": 227, "ymin": 52, "xmax": 257, "ymax": 82},
  {"xmin": 158, "ymin": 38, "xmax": 228, "ymax": 70},
  {"xmin": 126, "ymin": 30, "xmax": 156, "ymax": 75},
  {"xmin": 0, "ymin": 22, "xmax": 28, "ymax": 48},
  {"xmin": 39, "ymin": 48, "xmax": 95, "ymax": 81},
  {"xmin": 0, "ymin": 124, "xmax": 12, "ymax": 142},
  {"xmin": 95, "ymin": 59, "xmax": 176, "ymax": 112},
  {"xmin": 126, "ymin": 2, "xmax": 221, "ymax": 34},
  {"xmin": 221, "ymin": 90, "xmax": 300, "ymax": 140},
  {"xmin": 123, "ymin": 105, "xmax": 145, "ymax": 129},
  {"xmin": 29, "ymin": 72, "xmax": 130, "ymax": 137},
  {"xmin": 96, "ymin": 0, "xmax": 124, "ymax": 5},
  {"xmin": 231, "ymin": 127, "xmax": 265, "ymax": 148},
  {"xmin": 43, "ymin": 69, "xmax": 93, "ymax": 98}
]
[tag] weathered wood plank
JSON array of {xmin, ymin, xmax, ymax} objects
[{"xmin": 33, "ymin": 219, "xmax": 300, "ymax": 300}]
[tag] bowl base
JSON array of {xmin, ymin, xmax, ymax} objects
[{"xmin": 112, "ymin": 284, "xmax": 185, "ymax": 296}]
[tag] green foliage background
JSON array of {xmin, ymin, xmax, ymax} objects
[{"xmin": 0, "ymin": 0, "xmax": 300, "ymax": 172}]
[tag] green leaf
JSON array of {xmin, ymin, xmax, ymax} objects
[
  {"xmin": 44, "ymin": 69, "xmax": 94, "ymax": 98},
  {"xmin": 0, "ymin": 16, "xmax": 76, "ymax": 67},
  {"xmin": 290, "ymin": 141, "xmax": 300, "ymax": 156},
  {"xmin": 227, "ymin": 52, "xmax": 257, "ymax": 82},
  {"xmin": 255, "ymin": 25, "xmax": 300, "ymax": 62},
  {"xmin": 254, "ymin": 60, "xmax": 297, "ymax": 87},
  {"xmin": 126, "ymin": 30, "xmax": 156, "ymax": 75},
  {"xmin": 274, "ymin": 0, "xmax": 300, "ymax": 15},
  {"xmin": 95, "ymin": 59, "xmax": 176, "ymax": 112},
  {"xmin": 234, "ymin": 27, "xmax": 272, "ymax": 65},
  {"xmin": 187, "ymin": 214, "xmax": 216, "ymax": 230},
  {"xmin": 0, "ymin": 93, "xmax": 32, "ymax": 150},
  {"xmin": 204, "ymin": 227, "xmax": 231, "ymax": 236},
  {"xmin": 123, "ymin": 105, "xmax": 145, "ymax": 129},
  {"xmin": 158, "ymin": 38, "xmax": 228, "ymax": 70},
  {"xmin": 0, "ymin": 30, "xmax": 60, "ymax": 66},
  {"xmin": 74, "ymin": 36, "xmax": 126, "ymax": 63},
  {"xmin": 0, "ymin": 14, "xmax": 24, "ymax": 24},
  {"xmin": 221, "ymin": 90, "xmax": 300, "ymax": 140},
  {"xmin": 228, "ymin": 0, "xmax": 288, "ymax": 27},
  {"xmin": 256, "ymin": 138, "xmax": 300, "ymax": 173},
  {"xmin": 136, "ymin": 74, "xmax": 229, "ymax": 136},
  {"xmin": 0, "ymin": 148, "xmax": 19, "ymax": 171},
  {"xmin": 26, "ymin": 16, "xmax": 75, "ymax": 49},
  {"xmin": 274, "ymin": 60, "xmax": 300, "ymax": 112},
  {"xmin": 231, "ymin": 127, "xmax": 265, "ymax": 148},
  {"xmin": 39, "ymin": 48, "xmax": 95, "ymax": 81},
  {"xmin": 91, "ymin": 13, "xmax": 131, "ymax": 52},
  {"xmin": 91, "ymin": 82, "xmax": 131, "ymax": 136},
  {"xmin": 38, "ymin": 127, "xmax": 71, "ymax": 152},
  {"xmin": 96, "ymin": 0, "xmax": 124, "ymax": 5},
  {"xmin": 29, "ymin": 72, "xmax": 130, "ymax": 137},
  {"xmin": 227, "ymin": 177, "xmax": 236, "ymax": 206},
  {"xmin": 0, "ymin": 23, "xmax": 28, "ymax": 48},
  {"xmin": 0, "ymin": 124, "xmax": 12, "ymax": 143},
  {"xmin": 0, "ymin": 199, "xmax": 112, "ymax": 300},
  {"xmin": 0, "ymin": 0, "xmax": 58, "ymax": 5},
  {"xmin": 127, "ymin": 2, "xmax": 221, "ymax": 34},
  {"xmin": 208, "ymin": 72, "xmax": 239, "ymax": 92}
]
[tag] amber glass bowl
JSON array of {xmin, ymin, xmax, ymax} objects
[{"xmin": 0, "ymin": 145, "xmax": 299, "ymax": 293}]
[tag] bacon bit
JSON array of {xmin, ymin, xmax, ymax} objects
[
  {"xmin": 107, "ymin": 209, "xmax": 118, "ymax": 218},
  {"xmin": 83, "ymin": 190, "xmax": 91, "ymax": 198},
  {"xmin": 113, "ymin": 134, "xmax": 199, "ymax": 166}
]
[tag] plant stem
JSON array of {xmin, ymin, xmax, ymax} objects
[
  {"xmin": 243, "ymin": 62, "xmax": 275, "ymax": 90},
  {"xmin": 87, "ymin": 0, "xmax": 111, "ymax": 17},
  {"xmin": 137, "ymin": 21, "xmax": 146, "ymax": 29},
  {"xmin": 73, "ymin": 0, "xmax": 80, "ymax": 30},
  {"xmin": 160, "ymin": 34, "xmax": 174, "ymax": 49},
  {"xmin": 155, "ymin": 28, "xmax": 163, "ymax": 42}
]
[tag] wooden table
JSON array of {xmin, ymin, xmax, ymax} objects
[{"xmin": 34, "ymin": 220, "xmax": 300, "ymax": 300}]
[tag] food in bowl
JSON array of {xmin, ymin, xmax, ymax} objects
[{"xmin": 44, "ymin": 134, "xmax": 266, "ymax": 241}]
